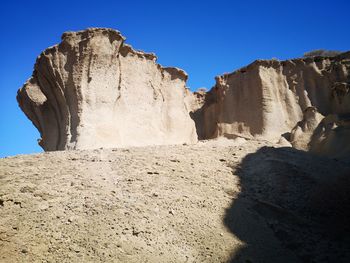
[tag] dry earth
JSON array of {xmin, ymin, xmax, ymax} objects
[{"xmin": 1, "ymin": 139, "xmax": 350, "ymax": 263}]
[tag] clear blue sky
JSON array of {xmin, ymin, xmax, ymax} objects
[{"xmin": 0, "ymin": 0, "xmax": 349, "ymax": 157}]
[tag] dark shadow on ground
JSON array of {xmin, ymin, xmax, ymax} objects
[{"xmin": 224, "ymin": 146, "xmax": 350, "ymax": 263}]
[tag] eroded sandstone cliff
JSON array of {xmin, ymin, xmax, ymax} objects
[
  {"xmin": 17, "ymin": 28, "xmax": 197, "ymax": 151},
  {"xmin": 192, "ymin": 53, "xmax": 350, "ymax": 145},
  {"xmin": 17, "ymin": 28, "xmax": 350, "ymax": 158}
]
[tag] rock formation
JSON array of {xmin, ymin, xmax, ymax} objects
[
  {"xmin": 17, "ymin": 28, "xmax": 197, "ymax": 151},
  {"xmin": 308, "ymin": 113, "xmax": 350, "ymax": 159},
  {"xmin": 17, "ymin": 27, "xmax": 350, "ymax": 158},
  {"xmin": 288, "ymin": 81, "xmax": 350, "ymax": 159},
  {"xmin": 289, "ymin": 106, "xmax": 324, "ymax": 150},
  {"xmin": 192, "ymin": 53, "xmax": 350, "ymax": 143}
]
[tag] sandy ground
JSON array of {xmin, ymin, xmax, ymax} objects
[{"xmin": 0, "ymin": 139, "xmax": 349, "ymax": 263}]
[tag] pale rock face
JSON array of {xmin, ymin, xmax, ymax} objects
[
  {"xmin": 192, "ymin": 53, "xmax": 350, "ymax": 142},
  {"xmin": 17, "ymin": 28, "xmax": 350, "ymax": 158},
  {"xmin": 277, "ymin": 136, "xmax": 292, "ymax": 147},
  {"xmin": 17, "ymin": 28, "xmax": 197, "ymax": 151}
]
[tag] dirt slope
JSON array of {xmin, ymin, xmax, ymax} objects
[{"xmin": 1, "ymin": 139, "xmax": 349, "ymax": 262}]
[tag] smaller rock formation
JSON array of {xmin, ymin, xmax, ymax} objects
[
  {"xmin": 309, "ymin": 114, "xmax": 350, "ymax": 160},
  {"xmin": 290, "ymin": 107, "xmax": 324, "ymax": 150},
  {"xmin": 289, "ymin": 82, "xmax": 350, "ymax": 159},
  {"xmin": 17, "ymin": 28, "xmax": 197, "ymax": 151}
]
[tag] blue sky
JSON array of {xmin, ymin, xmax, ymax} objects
[{"xmin": 0, "ymin": 0, "xmax": 349, "ymax": 157}]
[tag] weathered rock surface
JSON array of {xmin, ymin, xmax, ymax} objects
[
  {"xmin": 16, "ymin": 28, "xmax": 350, "ymax": 158},
  {"xmin": 17, "ymin": 28, "xmax": 197, "ymax": 151},
  {"xmin": 192, "ymin": 53, "xmax": 350, "ymax": 143}
]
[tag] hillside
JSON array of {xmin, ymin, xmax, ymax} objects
[{"xmin": 1, "ymin": 139, "xmax": 349, "ymax": 262}]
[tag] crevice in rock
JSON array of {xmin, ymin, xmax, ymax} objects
[{"xmin": 117, "ymin": 53, "xmax": 122, "ymax": 91}]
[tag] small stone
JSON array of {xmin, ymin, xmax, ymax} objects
[{"xmin": 132, "ymin": 228, "xmax": 141, "ymax": 236}]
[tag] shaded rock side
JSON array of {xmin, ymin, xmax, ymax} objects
[
  {"xmin": 192, "ymin": 52, "xmax": 350, "ymax": 141},
  {"xmin": 289, "ymin": 82, "xmax": 350, "ymax": 159},
  {"xmin": 290, "ymin": 106, "xmax": 324, "ymax": 150},
  {"xmin": 309, "ymin": 113, "xmax": 350, "ymax": 160},
  {"xmin": 17, "ymin": 28, "xmax": 197, "ymax": 151}
]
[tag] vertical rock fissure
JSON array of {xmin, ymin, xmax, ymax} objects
[
  {"xmin": 117, "ymin": 53, "xmax": 122, "ymax": 91},
  {"xmin": 114, "ymin": 50, "xmax": 123, "ymax": 105}
]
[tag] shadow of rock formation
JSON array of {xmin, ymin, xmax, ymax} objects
[{"xmin": 224, "ymin": 146, "xmax": 350, "ymax": 263}]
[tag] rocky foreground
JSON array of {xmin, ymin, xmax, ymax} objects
[{"xmin": 1, "ymin": 139, "xmax": 349, "ymax": 263}]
